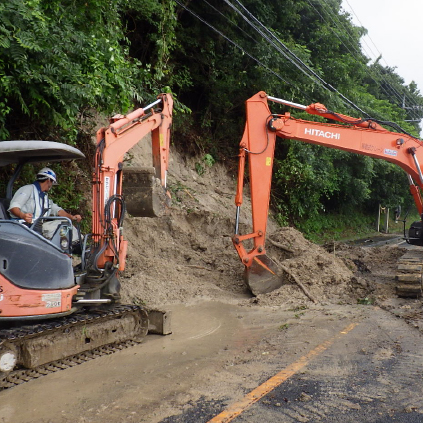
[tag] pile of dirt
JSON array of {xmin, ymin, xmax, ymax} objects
[
  {"xmin": 323, "ymin": 241, "xmax": 408, "ymax": 301},
  {"xmin": 117, "ymin": 138, "xmax": 406, "ymax": 311},
  {"xmin": 251, "ymin": 227, "xmax": 373, "ymax": 307}
]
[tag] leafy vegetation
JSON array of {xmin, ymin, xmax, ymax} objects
[{"xmin": 1, "ymin": 0, "xmax": 423, "ymax": 234}]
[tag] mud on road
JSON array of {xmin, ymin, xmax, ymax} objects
[{"xmin": 2, "ymin": 145, "xmax": 423, "ymax": 422}]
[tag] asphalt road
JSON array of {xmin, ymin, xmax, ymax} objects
[
  {"xmin": 158, "ymin": 306, "xmax": 423, "ymax": 423},
  {"xmin": 2, "ymin": 301, "xmax": 423, "ymax": 423}
]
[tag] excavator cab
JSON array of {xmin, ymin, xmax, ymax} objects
[
  {"xmin": 0, "ymin": 141, "xmax": 86, "ymax": 320},
  {"xmin": 407, "ymin": 219, "xmax": 423, "ymax": 245},
  {"xmin": 0, "ymin": 141, "xmax": 84, "ymax": 255}
]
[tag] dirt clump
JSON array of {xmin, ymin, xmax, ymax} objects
[{"xmin": 245, "ymin": 227, "xmax": 374, "ymax": 308}]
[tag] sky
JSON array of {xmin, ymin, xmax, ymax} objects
[{"xmin": 341, "ymin": 0, "xmax": 423, "ymax": 94}]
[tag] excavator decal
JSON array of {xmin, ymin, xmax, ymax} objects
[{"xmin": 304, "ymin": 128, "xmax": 341, "ymax": 139}]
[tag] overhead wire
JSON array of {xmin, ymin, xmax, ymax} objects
[
  {"xmin": 197, "ymin": 0, "xmax": 307, "ymax": 93},
  {"xmin": 201, "ymin": 0, "xmax": 256, "ymax": 43},
  {"xmin": 307, "ymin": 0, "xmax": 409, "ymax": 113},
  {"xmin": 221, "ymin": 1, "xmax": 327, "ymax": 87},
  {"xmin": 175, "ymin": 0, "xmax": 296, "ymax": 89},
  {"xmin": 225, "ymin": 0, "xmax": 372, "ymax": 117},
  {"xmin": 198, "ymin": 0, "xmax": 329, "ymax": 103},
  {"xmin": 225, "ymin": 0, "xmax": 419, "ymax": 134},
  {"xmin": 341, "ymin": 0, "xmax": 422, "ymax": 119},
  {"xmin": 325, "ymin": 0, "xmax": 421, "ymax": 116},
  {"xmin": 191, "ymin": 0, "xmax": 324, "ymax": 98},
  {"xmin": 176, "ymin": 0, "xmax": 418, "ymax": 135}
]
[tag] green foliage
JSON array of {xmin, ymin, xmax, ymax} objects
[
  {"xmin": 2, "ymin": 0, "xmax": 423, "ymax": 238},
  {"xmin": 195, "ymin": 154, "xmax": 216, "ymax": 176},
  {"xmin": 296, "ymin": 210, "xmax": 377, "ymax": 243},
  {"xmin": 0, "ymin": 0, "xmax": 172, "ymax": 141},
  {"xmin": 0, "ymin": 0, "xmax": 180, "ymax": 221},
  {"xmin": 357, "ymin": 297, "xmax": 374, "ymax": 305}
]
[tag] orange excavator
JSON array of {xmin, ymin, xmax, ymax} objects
[
  {"xmin": 233, "ymin": 91, "xmax": 423, "ymax": 296},
  {"xmin": 0, "ymin": 93, "xmax": 173, "ymax": 387}
]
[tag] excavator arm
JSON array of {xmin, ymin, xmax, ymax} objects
[
  {"xmin": 233, "ymin": 91, "xmax": 423, "ymax": 295},
  {"xmin": 89, "ymin": 93, "xmax": 173, "ymax": 277}
]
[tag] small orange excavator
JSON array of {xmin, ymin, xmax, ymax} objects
[
  {"xmin": 233, "ymin": 91, "xmax": 423, "ymax": 296},
  {"xmin": 0, "ymin": 93, "xmax": 173, "ymax": 385}
]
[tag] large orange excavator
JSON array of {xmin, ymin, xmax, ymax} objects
[
  {"xmin": 233, "ymin": 91, "xmax": 423, "ymax": 296},
  {"xmin": 0, "ymin": 93, "xmax": 173, "ymax": 386}
]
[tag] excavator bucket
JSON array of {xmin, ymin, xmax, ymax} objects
[
  {"xmin": 123, "ymin": 167, "xmax": 171, "ymax": 217},
  {"xmin": 245, "ymin": 254, "xmax": 283, "ymax": 296}
]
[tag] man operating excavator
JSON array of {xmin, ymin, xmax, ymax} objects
[{"xmin": 8, "ymin": 167, "xmax": 82, "ymax": 241}]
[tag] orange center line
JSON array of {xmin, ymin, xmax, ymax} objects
[{"xmin": 207, "ymin": 322, "xmax": 359, "ymax": 423}]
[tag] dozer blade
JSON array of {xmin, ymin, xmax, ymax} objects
[
  {"xmin": 245, "ymin": 254, "xmax": 283, "ymax": 296},
  {"xmin": 123, "ymin": 167, "xmax": 171, "ymax": 217}
]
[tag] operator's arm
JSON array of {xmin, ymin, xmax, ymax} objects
[
  {"xmin": 8, "ymin": 207, "xmax": 33, "ymax": 223},
  {"xmin": 58, "ymin": 209, "xmax": 82, "ymax": 223},
  {"xmin": 49, "ymin": 199, "xmax": 82, "ymax": 223},
  {"xmin": 8, "ymin": 185, "xmax": 34, "ymax": 223}
]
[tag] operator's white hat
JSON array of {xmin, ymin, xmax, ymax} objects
[{"xmin": 37, "ymin": 167, "xmax": 58, "ymax": 184}]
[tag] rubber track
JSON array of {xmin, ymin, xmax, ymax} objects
[
  {"xmin": 395, "ymin": 250, "xmax": 423, "ymax": 298},
  {"xmin": 0, "ymin": 305, "xmax": 145, "ymax": 391}
]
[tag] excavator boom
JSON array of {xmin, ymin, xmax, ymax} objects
[
  {"xmin": 234, "ymin": 91, "xmax": 423, "ymax": 295},
  {"xmin": 91, "ymin": 93, "xmax": 173, "ymax": 273}
]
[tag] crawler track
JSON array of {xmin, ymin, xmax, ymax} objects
[
  {"xmin": 0, "ymin": 305, "xmax": 148, "ymax": 390},
  {"xmin": 396, "ymin": 250, "xmax": 423, "ymax": 298},
  {"xmin": 0, "ymin": 339, "xmax": 140, "ymax": 390}
]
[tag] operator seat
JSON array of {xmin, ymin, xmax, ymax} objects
[{"xmin": 0, "ymin": 198, "xmax": 10, "ymax": 219}]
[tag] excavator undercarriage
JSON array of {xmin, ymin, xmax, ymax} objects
[
  {"xmin": 0, "ymin": 305, "xmax": 170, "ymax": 390},
  {"xmin": 396, "ymin": 250, "xmax": 423, "ymax": 298}
]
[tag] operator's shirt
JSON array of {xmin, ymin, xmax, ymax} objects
[{"xmin": 8, "ymin": 182, "xmax": 63, "ymax": 219}]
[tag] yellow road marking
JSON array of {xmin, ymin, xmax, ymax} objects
[{"xmin": 207, "ymin": 322, "xmax": 358, "ymax": 423}]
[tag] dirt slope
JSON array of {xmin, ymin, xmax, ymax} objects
[{"xmin": 119, "ymin": 139, "xmax": 405, "ymax": 311}]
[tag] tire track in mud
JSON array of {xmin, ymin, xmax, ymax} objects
[
  {"xmin": 254, "ymin": 348, "xmax": 423, "ymax": 423},
  {"xmin": 206, "ymin": 322, "xmax": 359, "ymax": 423}
]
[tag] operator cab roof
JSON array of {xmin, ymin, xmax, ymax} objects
[
  {"xmin": 0, "ymin": 140, "xmax": 85, "ymax": 167},
  {"xmin": 0, "ymin": 140, "xmax": 85, "ymax": 199}
]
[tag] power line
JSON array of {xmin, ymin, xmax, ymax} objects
[
  {"xmin": 341, "ymin": 0, "xmax": 422, "ymax": 120},
  {"xmin": 312, "ymin": 0, "xmax": 409, "ymax": 111},
  {"xmin": 176, "ymin": 0, "xmax": 419, "ymax": 135},
  {"xmin": 175, "ymin": 0, "xmax": 295, "ymax": 89},
  {"xmin": 232, "ymin": 0, "xmax": 420, "ymax": 127},
  {"xmin": 224, "ymin": 0, "xmax": 370, "ymax": 116}
]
